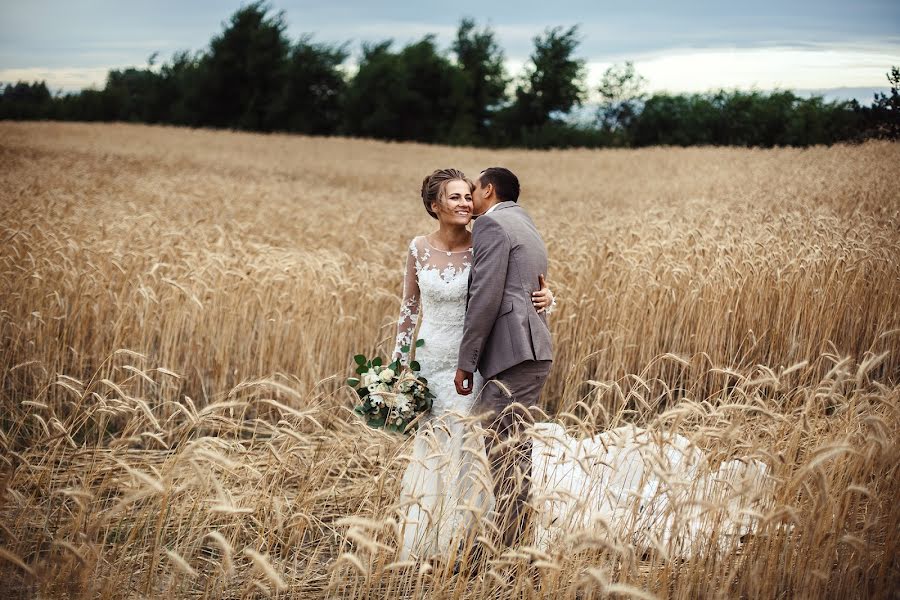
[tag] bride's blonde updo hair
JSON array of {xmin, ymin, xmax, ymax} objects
[{"xmin": 421, "ymin": 168, "xmax": 473, "ymax": 219}]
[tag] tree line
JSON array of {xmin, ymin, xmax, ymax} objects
[{"xmin": 2, "ymin": 2, "xmax": 898, "ymax": 148}]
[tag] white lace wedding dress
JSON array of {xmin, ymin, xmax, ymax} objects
[
  {"xmin": 392, "ymin": 236, "xmax": 772, "ymax": 561},
  {"xmin": 393, "ymin": 236, "xmax": 492, "ymax": 560}
]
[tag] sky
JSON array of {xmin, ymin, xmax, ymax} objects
[{"xmin": 1, "ymin": 0, "xmax": 898, "ymax": 102}]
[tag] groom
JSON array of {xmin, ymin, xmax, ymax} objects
[{"xmin": 455, "ymin": 167, "xmax": 553, "ymax": 551}]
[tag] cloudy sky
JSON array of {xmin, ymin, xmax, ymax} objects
[{"xmin": 1, "ymin": 0, "xmax": 897, "ymax": 101}]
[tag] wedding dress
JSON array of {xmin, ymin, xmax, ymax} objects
[
  {"xmin": 393, "ymin": 236, "xmax": 492, "ymax": 560},
  {"xmin": 529, "ymin": 423, "xmax": 774, "ymax": 558},
  {"xmin": 392, "ymin": 236, "xmax": 772, "ymax": 561}
]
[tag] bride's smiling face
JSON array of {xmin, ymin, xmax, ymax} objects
[{"xmin": 432, "ymin": 180, "xmax": 473, "ymax": 226}]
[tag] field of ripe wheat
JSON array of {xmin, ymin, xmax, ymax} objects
[{"xmin": 1, "ymin": 121, "xmax": 898, "ymax": 599}]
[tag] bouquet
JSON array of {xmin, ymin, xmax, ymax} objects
[{"xmin": 347, "ymin": 338, "xmax": 434, "ymax": 433}]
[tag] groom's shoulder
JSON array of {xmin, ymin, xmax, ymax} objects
[
  {"xmin": 491, "ymin": 202, "xmax": 531, "ymax": 227},
  {"xmin": 473, "ymin": 215, "xmax": 511, "ymax": 250},
  {"xmin": 473, "ymin": 211, "xmax": 499, "ymax": 229}
]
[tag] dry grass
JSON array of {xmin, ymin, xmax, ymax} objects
[{"xmin": 0, "ymin": 121, "xmax": 898, "ymax": 598}]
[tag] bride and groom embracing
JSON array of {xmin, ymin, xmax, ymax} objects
[
  {"xmin": 386, "ymin": 167, "xmax": 773, "ymax": 568},
  {"xmin": 391, "ymin": 166, "xmax": 557, "ymax": 566}
]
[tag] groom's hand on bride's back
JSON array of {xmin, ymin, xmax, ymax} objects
[{"xmin": 455, "ymin": 369, "xmax": 473, "ymax": 396}]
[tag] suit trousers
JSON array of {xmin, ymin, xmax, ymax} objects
[{"xmin": 472, "ymin": 360, "xmax": 552, "ymax": 549}]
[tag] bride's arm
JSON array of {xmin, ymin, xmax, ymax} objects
[
  {"xmin": 532, "ymin": 274, "xmax": 556, "ymax": 314},
  {"xmin": 393, "ymin": 239, "xmax": 420, "ymax": 363}
]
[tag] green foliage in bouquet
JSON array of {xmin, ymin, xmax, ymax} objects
[{"xmin": 347, "ymin": 338, "xmax": 433, "ymax": 433}]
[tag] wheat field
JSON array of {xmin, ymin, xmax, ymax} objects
[{"xmin": 0, "ymin": 121, "xmax": 898, "ymax": 599}]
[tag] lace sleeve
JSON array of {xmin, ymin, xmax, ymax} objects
[
  {"xmin": 545, "ymin": 292, "xmax": 557, "ymax": 315},
  {"xmin": 393, "ymin": 239, "xmax": 420, "ymax": 362}
]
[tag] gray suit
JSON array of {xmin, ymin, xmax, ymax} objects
[
  {"xmin": 458, "ymin": 201, "xmax": 553, "ymax": 378},
  {"xmin": 457, "ymin": 200, "xmax": 553, "ymax": 549}
]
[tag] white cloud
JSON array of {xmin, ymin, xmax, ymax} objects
[
  {"xmin": 0, "ymin": 67, "xmax": 111, "ymax": 91},
  {"xmin": 582, "ymin": 44, "xmax": 899, "ymax": 96}
]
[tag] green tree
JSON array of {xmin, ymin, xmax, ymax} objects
[
  {"xmin": 631, "ymin": 93, "xmax": 697, "ymax": 146},
  {"xmin": 158, "ymin": 51, "xmax": 204, "ymax": 126},
  {"xmin": 862, "ymin": 66, "xmax": 900, "ymax": 140},
  {"xmin": 494, "ymin": 25, "xmax": 586, "ymax": 146},
  {"xmin": 452, "ymin": 18, "xmax": 508, "ymax": 141},
  {"xmin": 269, "ymin": 36, "xmax": 348, "ymax": 135},
  {"xmin": 343, "ymin": 37, "xmax": 467, "ymax": 143},
  {"xmin": 511, "ymin": 26, "xmax": 586, "ymax": 129},
  {"xmin": 631, "ymin": 89, "xmax": 860, "ymax": 147},
  {"xmin": 195, "ymin": 2, "xmax": 290, "ymax": 130},
  {"xmin": 342, "ymin": 41, "xmax": 403, "ymax": 138},
  {"xmin": 0, "ymin": 81, "xmax": 52, "ymax": 119},
  {"xmin": 102, "ymin": 66, "xmax": 166, "ymax": 122},
  {"xmin": 597, "ymin": 61, "xmax": 647, "ymax": 144}
]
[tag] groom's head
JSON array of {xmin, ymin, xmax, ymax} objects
[{"xmin": 473, "ymin": 167, "xmax": 519, "ymax": 216}]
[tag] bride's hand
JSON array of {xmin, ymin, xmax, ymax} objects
[{"xmin": 532, "ymin": 274, "xmax": 555, "ymax": 314}]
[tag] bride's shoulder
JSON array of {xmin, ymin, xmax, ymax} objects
[
  {"xmin": 402, "ymin": 236, "xmax": 428, "ymax": 261},
  {"xmin": 407, "ymin": 235, "xmax": 428, "ymax": 252}
]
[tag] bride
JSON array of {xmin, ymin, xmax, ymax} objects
[
  {"xmin": 391, "ymin": 168, "xmax": 772, "ymax": 564},
  {"xmin": 392, "ymin": 168, "xmax": 554, "ymax": 561}
]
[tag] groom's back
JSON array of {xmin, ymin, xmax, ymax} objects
[
  {"xmin": 472, "ymin": 201, "xmax": 553, "ymax": 378},
  {"xmin": 490, "ymin": 204, "xmax": 549, "ymax": 284}
]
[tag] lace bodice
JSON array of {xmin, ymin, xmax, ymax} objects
[
  {"xmin": 393, "ymin": 239, "xmax": 490, "ymax": 561},
  {"xmin": 393, "ymin": 236, "xmax": 472, "ymax": 363}
]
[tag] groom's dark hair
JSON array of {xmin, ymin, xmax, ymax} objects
[{"xmin": 479, "ymin": 167, "xmax": 519, "ymax": 203}]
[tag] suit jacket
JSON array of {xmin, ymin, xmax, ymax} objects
[{"xmin": 458, "ymin": 201, "xmax": 553, "ymax": 380}]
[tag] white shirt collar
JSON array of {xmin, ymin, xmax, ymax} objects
[{"xmin": 484, "ymin": 202, "xmax": 501, "ymax": 215}]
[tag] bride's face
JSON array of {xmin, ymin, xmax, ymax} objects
[{"xmin": 433, "ymin": 180, "xmax": 473, "ymax": 226}]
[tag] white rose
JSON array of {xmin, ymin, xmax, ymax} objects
[
  {"xmin": 362, "ymin": 371, "xmax": 380, "ymax": 387},
  {"xmin": 380, "ymin": 368, "xmax": 395, "ymax": 383},
  {"xmin": 398, "ymin": 380, "xmax": 412, "ymax": 393},
  {"xmin": 395, "ymin": 393, "xmax": 412, "ymax": 413},
  {"xmin": 370, "ymin": 394, "xmax": 383, "ymax": 406}
]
